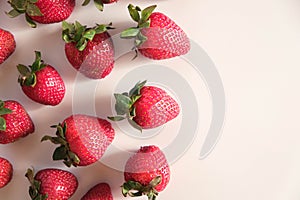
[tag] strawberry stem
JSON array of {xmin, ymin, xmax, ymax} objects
[{"xmin": 25, "ymin": 168, "xmax": 48, "ymax": 200}]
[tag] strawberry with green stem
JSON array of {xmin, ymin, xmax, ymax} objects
[
  {"xmin": 121, "ymin": 4, "xmax": 190, "ymax": 60},
  {"xmin": 25, "ymin": 168, "xmax": 78, "ymax": 200},
  {"xmin": 17, "ymin": 51, "xmax": 65, "ymax": 106},
  {"xmin": 7, "ymin": 0, "xmax": 75, "ymax": 28},
  {"xmin": 42, "ymin": 114, "xmax": 115, "ymax": 167},
  {"xmin": 108, "ymin": 80, "xmax": 180, "ymax": 131},
  {"xmin": 122, "ymin": 145, "xmax": 170, "ymax": 200},
  {"xmin": 63, "ymin": 21, "xmax": 115, "ymax": 79},
  {"xmin": 0, "ymin": 100, "xmax": 34, "ymax": 144},
  {"xmin": 82, "ymin": 0, "xmax": 117, "ymax": 12}
]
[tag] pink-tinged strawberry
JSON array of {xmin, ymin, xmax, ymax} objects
[
  {"xmin": 121, "ymin": 4, "xmax": 190, "ymax": 60},
  {"xmin": 81, "ymin": 182, "xmax": 113, "ymax": 200},
  {"xmin": 7, "ymin": 0, "xmax": 75, "ymax": 28},
  {"xmin": 63, "ymin": 21, "xmax": 115, "ymax": 79},
  {"xmin": 17, "ymin": 51, "xmax": 65, "ymax": 106},
  {"xmin": 82, "ymin": 0, "xmax": 117, "ymax": 12},
  {"xmin": 0, "ymin": 28, "xmax": 16, "ymax": 65},
  {"xmin": 25, "ymin": 168, "xmax": 78, "ymax": 200},
  {"xmin": 108, "ymin": 80, "xmax": 180, "ymax": 131},
  {"xmin": 0, "ymin": 157, "xmax": 13, "ymax": 188},
  {"xmin": 42, "ymin": 114, "xmax": 115, "ymax": 167},
  {"xmin": 122, "ymin": 145, "xmax": 170, "ymax": 200},
  {"xmin": 0, "ymin": 100, "xmax": 34, "ymax": 144}
]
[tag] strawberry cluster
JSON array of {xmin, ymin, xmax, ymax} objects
[{"xmin": 0, "ymin": 1, "xmax": 190, "ymax": 199}]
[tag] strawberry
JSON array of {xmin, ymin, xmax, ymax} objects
[
  {"xmin": 7, "ymin": 0, "xmax": 75, "ymax": 28},
  {"xmin": 63, "ymin": 21, "xmax": 115, "ymax": 79},
  {"xmin": 121, "ymin": 4, "xmax": 190, "ymax": 60},
  {"xmin": 0, "ymin": 100, "xmax": 34, "ymax": 144},
  {"xmin": 122, "ymin": 145, "xmax": 170, "ymax": 200},
  {"xmin": 82, "ymin": 0, "xmax": 117, "ymax": 12},
  {"xmin": 108, "ymin": 80, "xmax": 180, "ymax": 131},
  {"xmin": 0, "ymin": 28, "xmax": 16, "ymax": 65},
  {"xmin": 0, "ymin": 157, "xmax": 13, "ymax": 188},
  {"xmin": 25, "ymin": 168, "xmax": 78, "ymax": 200},
  {"xmin": 42, "ymin": 114, "xmax": 115, "ymax": 167},
  {"xmin": 81, "ymin": 182, "xmax": 113, "ymax": 200},
  {"xmin": 17, "ymin": 51, "xmax": 65, "ymax": 106}
]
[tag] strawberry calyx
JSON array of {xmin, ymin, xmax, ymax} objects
[
  {"xmin": 82, "ymin": 0, "xmax": 104, "ymax": 12},
  {"xmin": 6, "ymin": 0, "xmax": 43, "ymax": 28},
  {"xmin": 41, "ymin": 122, "xmax": 80, "ymax": 167},
  {"xmin": 17, "ymin": 51, "xmax": 46, "ymax": 87},
  {"xmin": 122, "ymin": 176, "xmax": 162, "ymax": 200},
  {"xmin": 25, "ymin": 168, "xmax": 48, "ymax": 200},
  {"xmin": 62, "ymin": 21, "xmax": 113, "ymax": 51},
  {"xmin": 121, "ymin": 4, "xmax": 156, "ymax": 50},
  {"xmin": 108, "ymin": 80, "xmax": 147, "ymax": 132},
  {"xmin": 0, "ymin": 100, "xmax": 13, "ymax": 131}
]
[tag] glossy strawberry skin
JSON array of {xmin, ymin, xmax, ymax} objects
[
  {"xmin": 81, "ymin": 182, "xmax": 113, "ymax": 200},
  {"xmin": 133, "ymin": 86, "xmax": 180, "ymax": 129},
  {"xmin": 21, "ymin": 65, "xmax": 65, "ymax": 106},
  {"xmin": 0, "ymin": 100, "xmax": 34, "ymax": 144},
  {"xmin": 29, "ymin": 0, "xmax": 75, "ymax": 24},
  {"xmin": 63, "ymin": 114, "xmax": 115, "ymax": 166},
  {"xmin": 139, "ymin": 12, "xmax": 190, "ymax": 60},
  {"xmin": 0, "ymin": 157, "xmax": 13, "ymax": 188},
  {"xmin": 34, "ymin": 168, "xmax": 78, "ymax": 200},
  {"xmin": 65, "ymin": 32, "xmax": 114, "ymax": 79},
  {"xmin": 0, "ymin": 28, "xmax": 16, "ymax": 64},
  {"xmin": 124, "ymin": 145, "xmax": 170, "ymax": 192}
]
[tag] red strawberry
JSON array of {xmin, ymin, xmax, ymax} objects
[
  {"xmin": 109, "ymin": 80, "xmax": 180, "ymax": 131},
  {"xmin": 63, "ymin": 21, "xmax": 115, "ymax": 79},
  {"xmin": 42, "ymin": 114, "xmax": 115, "ymax": 167},
  {"xmin": 0, "ymin": 28, "xmax": 16, "ymax": 65},
  {"xmin": 82, "ymin": 0, "xmax": 117, "ymax": 12},
  {"xmin": 81, "ymin": 182, "xmax": 113, "ymax": 200},
  {"xmin": 7, "ymin": 0, "xmax": 75, "ymax": 28},
  {"xmin": 0, "ymin": 157, "xmax": 13, "ymax": 188},
  {"xmin": 25, "ymin": 168, "xmax": 78, "ymax": 200},
  {"xmin": 17, "ymin": 51, "xmax": 65, "ymax": 106},
  {"xmin": 122, "ymin": 145, "xmax": 170, "ymax": 200},
  {"xmin": 121, "ymin": 4, "xmax": 190, "ymax": 60},
  {"xmin": 0, "ymin": 100, "xmax": 34, "ymax": 144}
]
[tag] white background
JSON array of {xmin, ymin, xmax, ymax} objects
[{"xmin": 1, "ymin": 0, "xmax": 300, "ymax": 199}]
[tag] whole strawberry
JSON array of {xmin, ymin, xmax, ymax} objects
[
  {"xmin": 17, "ymin": 51, "xmax": 65, "ymax": 106},
  {"xmin": 25, "ymin": 168, "xmax": 78, "ymax": 200},
  {"xmin": 7, "ymin": 0, "xmax": 75, "ymax": 28},
  {"xmin": 42, "ymin": 114, "xmax": 115, "ymax": 167},
  {"xmin": 109, "ymin": 80, "xmax": 180, "ymax": 131},
  {"xmin": 81, "ymin": 182, "xmax": 113, "ymax": 200},
  {"xmin": 122, "ymin": 145, "xmax": 170, "ymax": 200},
  {"xmin": 0, "ymin": 157, "xmax": 13, "ymax": 188},
  {"xmin": 63, "ymin": 21, "xmax": 114, "ymax": 79},
  {"xmin": 0, "ymin": 100, "xmax": 34, "ymax": 144},
  {"xmin": 0, "ymin": 28, "xmax": 16, "ymax": 65},
  {"xmin": 121, "ymin": 4, "xmax": 190, "ymax": 60},
  {"xmin": 82, "ymin": 0, "xmax": 117, "ymax": 12}
]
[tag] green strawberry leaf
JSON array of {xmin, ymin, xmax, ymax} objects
[
  {"xmin": 140, "ymin": 5, "xmax": 156, "ymax": 23},
  {"xmin": 128, "ymin": 4, "xmax": 140, "ymax": 22},
  {"xmin": 107, "ymin": 116, "xmax": 125, "ymax": 121},
  {"xmin": 0, "ymin": 108, "xmax": 12, "ymax": 116},
  {"xmin": 83, "ymin": 29, "xmax": 96, "ymax": 41},
  {"xmin": 94, "ymin": 0, "xmax": 104, "ymax": 11},
  {"xmin": 121, "ymin": 27, "xmax": 140, "ymax": 39},
  {"xmin": 11, "ymin": 0, "xmax": 26, "ymax": 11},
  {"xmin": 0, "ymin": 117, "xmax": 6, "ymax": 131},
  {"xmin": 129, "ymin": 80, "xmax": 146, "ymax": 96},
  {"xmin": 128, "ymin": 118, "xmax": 142, "ymax": 132},
  {"xmin": 25, "ymin": 14, "xmax": 37, "ymax": 28},
  {"xmin": 6, "ymin": 9, "xmax": 22, "ymax": 18},
  {"xmin": 29, "ymin": 0, "xmax": 38, "ymax": 3},
  {"xmin": 17, "ymin": 64, "xmax": 30, "ymax": 76},
  {"xmin": 53, "ymin": 146, "xmax": 67, "ymax": 160},
  {"xmin": 114, "ymin": 93, "xmax": 133, "ymax": 115},
  {"xmin": 82, "ymin": 0, "xmax": 90, "ymax": 6},
  {"xmin": 26, "ymin": 3, "xmax": 43, "ymax": 17}
]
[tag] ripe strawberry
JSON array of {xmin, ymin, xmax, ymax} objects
[
  {"xmin": 17, "ymin": 51, "xmax": 65, "ymax": 106},
  {"xmin": 0, "ymin": 157, "xmax": 13, "ymax": 188},
  {"xmin": 121, "ymin": 4, "xmax": 190, "ymax": 60},
  {"xmin": 42, "ymin": 114, "xmax": 115, "ymax": 167},
  {"xmin": 7, "ymin": 0, "xmax": 75, "ymax": 28},
  {"xmin": 82, "ymin": 0, "xmax": 117, "ymax": 12},
  {"xmin": 63, "ymin": 21, "xmax": 115, "ymax": 79},
  {"xmin": 25, "ymin": 168, "xmax": 78, "ymax": 200},
  {"xmin": 0, "ymin": 100, "xmax": 34, "ymax": 144},
  {"xmin": 109, "ymin": 80, "xmax": 180, "ymax": 131},
  {"xmin": 122, "ymin": 145, "xmax": 170, "ymax": 200},
  {"xmin": 0, "ymin": 28, "xmax": 16, "ymax": 65},
  {"xmin": 81, "ymin": 182, "xmax": 113, "ymax": 200}
]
